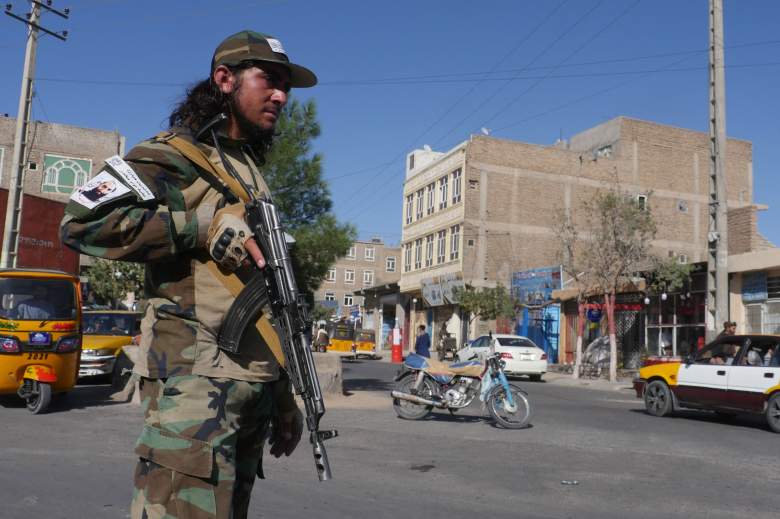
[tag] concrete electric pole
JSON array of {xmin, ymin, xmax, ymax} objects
[
  {"xmin": 706, "ymin": 0, "xmax": 729, "ymax": 340},
  {"xmin": 1, "ymin": 1, "xmax": 69, "ymax": 269}
]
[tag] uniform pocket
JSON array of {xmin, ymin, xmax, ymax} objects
[{"xmin": 134, "ymin": 424, "xmax": 214, "ymax": 479}]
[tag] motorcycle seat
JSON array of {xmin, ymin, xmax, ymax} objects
[{"xmin": 404, "ymin": 354, "xmax": 483, "ymax": 377}]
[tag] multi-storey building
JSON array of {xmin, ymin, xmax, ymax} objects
[
  {"xmin": 313, "ymin": 238, "xmax": 401, "ymax": 318},
  {"xmin": 399, "ymin": 116, "xmax": 757, "ymax": 356}
]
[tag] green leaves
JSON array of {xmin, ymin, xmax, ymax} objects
[
  {"xmin": 453, "ymin": 284, "xmax": 515, "ymax": 322},
  {"xmin": 86, "ymin": 258, "xmax": 144, "ymax": 308},
  {"xmin": 262, "ymin": 97, "xmax": 356, "ymax": 302}
]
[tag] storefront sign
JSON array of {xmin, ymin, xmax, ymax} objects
[
  {"xmin": 586, "ymin": 308, "xmax": 603, "ymax": 322},
  {"xmin": 742, "ymin": 271, "xmax": 768, "ymax": 302},
  {"xmin": 421, "ymin": 274, "xmax": 464, "ymax": 307},
  {"xmin": 511, "ymin": 266, "xmax": 562, "ymax": 305}
]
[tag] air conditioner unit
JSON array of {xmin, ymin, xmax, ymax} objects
[{"xmin": 678, "ymin": 254, "xmax": 689, "ymax": 265}]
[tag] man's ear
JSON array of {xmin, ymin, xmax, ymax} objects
[{"xmin": 213, "ymin": 65, "xmax": 237, "ymax": 95}]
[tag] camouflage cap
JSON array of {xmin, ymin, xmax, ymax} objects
[{"xmin": 211, "ymin": 30, "xmax": 317, "ymax": 88}]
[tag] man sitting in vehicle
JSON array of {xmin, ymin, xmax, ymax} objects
[{"xmin": 16, "ymin": 287, "xmax": 55, "ymax": 320}]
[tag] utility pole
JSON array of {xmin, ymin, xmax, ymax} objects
[
  {"xmin": 706, "ymin": 0, "xmax": 728, "ymax": 341},
  {"xmin": 1, "ymin": 1, "xmax": 69, "ymax": 269}
]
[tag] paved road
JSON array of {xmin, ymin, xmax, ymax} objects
[{"xmin": 1, "ymin": 359, "xmax": 778, "ymax": 519}]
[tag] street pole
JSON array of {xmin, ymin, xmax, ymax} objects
[
  {"xmin": 706, "ymin": 0, "xmax": 729, "ymax": 341},
  {"xmin": 1, "ymin": 1, "xmax": 69, "ymax": 268}
]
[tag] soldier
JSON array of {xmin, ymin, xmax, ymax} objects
[{"xmin": 60, "ymin": 30, "xmax": 317, "ymax": 519}]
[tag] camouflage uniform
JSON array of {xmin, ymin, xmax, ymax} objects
[{"xmin": 61, "ymin": 128, "xmax": 296, "ymax": 518}]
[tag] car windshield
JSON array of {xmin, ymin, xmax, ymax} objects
[
  {"xmin": 83, "ymin": 313, "xmax": 137, "ymax": 336},
  {"xmin": 0, "ymin": 277, "xmax": 77, "ymax": 320},
  {"xmin": 497, "ymin": 337, "xmax": 537, "ymax": 348}
]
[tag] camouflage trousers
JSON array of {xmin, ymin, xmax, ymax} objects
[{"xmin": 130, "ymin": 375, "xmax": 273, "ymax": 519}]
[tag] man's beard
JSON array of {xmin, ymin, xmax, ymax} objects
[{"xmin": 228, "ymin": 89, "xmax": 275, "ymax": 150}]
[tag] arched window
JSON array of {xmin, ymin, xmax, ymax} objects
[{"xmin": 42, "ymin": 154, "xmax": 92, "ymax": 194}]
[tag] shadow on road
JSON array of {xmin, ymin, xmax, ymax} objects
[
  {"xmin": 628, "ymin": 408, "xmax": 771, "ymax": 433},
  {"xmin": 344, "ymin": 377, "xmax": 395, "ymax": 394},
  {"xmin": 0, "ymin": 383, "xmax": 126, "ymax": 413}
]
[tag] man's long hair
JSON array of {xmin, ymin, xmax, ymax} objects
[{"xmin": 168, "ymin": 64, "xmax": 274, "ymax": 154}]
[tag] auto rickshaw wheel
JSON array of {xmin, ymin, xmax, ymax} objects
[{"xmin": 25, "ymin": 381, "xmax": 52, "ymax": 414}]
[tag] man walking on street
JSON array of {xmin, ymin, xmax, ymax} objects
[
  {"xmin": 414, "ymin": 324, "xmax": 431, "ymax": 358},
  {"xmin": 61, "ymin": 30, "xmax": 317, "ymax": 519}
]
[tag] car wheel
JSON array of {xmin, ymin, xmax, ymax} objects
[
  {"xmin": 529, "ymin": 374, "xmax": 542, "ymax": 382},
  {"xmin": 644, "ymin": 380, "xmax": 673, "ymax": 417},
  {"xmin": 766, "ymin": 393, "xmax": 780, "ymax": 433}
]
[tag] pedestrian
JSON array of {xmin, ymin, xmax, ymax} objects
[
  {"xmin": 60, "ymin": 30, "xmax": 317, "ymax": 519},
  {"xmin": 414, "ymin": 324, "xmax": 431, "ymax": 358},
  {"xmin": 718, "ymin": 320, "xmax": 737, "ymax": 337},
  {"xmin": 315, "ymin": 323, "xmax": 329, "ymax": 353}
]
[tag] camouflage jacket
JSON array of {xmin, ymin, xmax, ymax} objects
[{"xmin": 60, "ymin": 128, "xmax": 285, "ymax": 384}]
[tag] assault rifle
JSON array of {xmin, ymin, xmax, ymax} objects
[{"xmin": 197, "ymin": 114, "xmax": 336, "ymax": 481}]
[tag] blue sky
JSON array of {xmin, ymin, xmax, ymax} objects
[{"xmin": 1, "ymin": 0, "xmax": 779, "ymax": 247}]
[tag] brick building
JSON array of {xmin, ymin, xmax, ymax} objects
[
  {"xmin": 398, "ymin": 116, "xmax": 757, "ymax": 357},
  {"xmin": 0, "ymin": 117, "xmax": 125, "ymax": 272},
  {"xmin": 313, "ymin": 238, "xmax": 401, "ymax": 319}
]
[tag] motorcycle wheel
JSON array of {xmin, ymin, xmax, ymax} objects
[
  {"xmin": 487, "ymin": 384, "xmax": 532, "ymax": 429},
  {"xmin": 392, "ymin": 374, "xmax": 436, "ymax": 420},
  {"xmin": 26, "ymin": 381, "xmax": 52, "ymax": 415}
]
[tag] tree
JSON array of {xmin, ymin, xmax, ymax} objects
[
  {"xmin": 86, "ymin": 258, "xmax": 144, "ymax": 308},
  {"xmin": 647, "ymin": 258, "xmax": 693, "ymax": 296},
  {"xmin": 262, "ymin": 98, "xmax": 356, "ymax": 302},
  {"xmin": 556, "ymin": 185, "xmax": 657, "ymax": 382},
  {"xmin": 310, "ymin": 302, "xmax": 336, "ymax": 323},
  {"xmin": 453, "ymin": 284, "xmax": 516, "ymax": 326}
]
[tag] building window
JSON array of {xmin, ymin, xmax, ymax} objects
[
  {"xmin": 326, "ymin": 268, "xmax": 336, "ymax": 282},
  {"xmin": 363, "ymin": 270, "xmax": 374, "ymax": 286},
  {"xmin": 437, "ymin": 230, "xmax": 446, "ymax": 263},
  {"xmin": 439, "ymin": 176, "xmax": 449, "ymax": 210},
  {"xmin": 0, "ymin": 147, "xmax": 4, "ymax": 182},
  {"xmin": 425, "ymin": 234, "xmax": 434, "ymax": 267},
  {"xmin": 415, "ymin": 189, "xmax": 424, "ymax": 220},
  {"xmin": 426, "ymin": 183, "xmax": 435, "ymax": 215},
  {"xmin": 364, "ymin": 246, "xmax": 375, "ymax": 262},
  {"xmin": 404, "ymin": 244, "xmax": 412, "ymax": 272},
  {"xmin": 343, "ymin": 294, "xmax": 353, "ymax": 307},
  {"xmin": 42, "ymin": 154, "xmax": 92, "ymax": 194},
  {"xmin": 450, "ymin": 224, "xmax": 460, "ymax": 260},
  {"xmin": 452, "ymin": 169, "xmax": 461, "ymax": 204},
  {"xmin": 768, "ymin": 276, "xmax": 780, "ymax": 299},
  {"xmin": 414, "ymin": 238, "xmax": 422, "ymax": 270},
  {"xmin": 386, "ymin": 256, "xmax": 396, "ymax": 272},
  {"xmin": 345, "ymin": 269, "xmax": 355, "ymax": 284},
  {"xmin": 635, "ymin": 194, "xmax": 648, "ymax": 211},
  {"xmin": 324, "ymin": 292, "xmax": 335, "ymax": 302},
  {"xmin": 408, "ymin": 153, "xmax": 414, "ymax": 170},
  {"xmin": 405, "ymin": 194, "xmax": 413, "ymax": 225}
]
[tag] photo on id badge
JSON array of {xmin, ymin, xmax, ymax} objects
[{"xmin": 71, "ymin": 170, "xmax": 130, "ymax": 209}]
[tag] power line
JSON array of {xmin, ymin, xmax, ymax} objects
[
  {"xmin": 476, "ymin": 0, "xmax": 643, "ymax": 136},
  {"xmin": 432, "ymin": 0, "xmax": 609, "ymax": 147},
  {"xmin": 336, "ymin": 0, "xmax": 573, "ymax": 221}
]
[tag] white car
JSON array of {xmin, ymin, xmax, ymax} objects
[{"xmin": 456, "ymin": 334, "xmax": 548, "ymax": 381}]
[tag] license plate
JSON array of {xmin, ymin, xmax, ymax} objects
[
  {"xmin": 29, "ymin": 331, "xmax": 51, "ymax": 346},
  {"xmin": 520, "ymin": 355, "xmax": 533, "ymax": 360},
  {"xmin": 80, "ymin": 369, "xmax": 104, "ymax": 377}
]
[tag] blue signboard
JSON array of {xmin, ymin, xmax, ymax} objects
[
  {"xmin": 511, "ymin": 266, "xmax": 562, "ymax": 305},
  {"xmin": 742, "ymin": 271, "xmax": 768, "ymax": 302}
]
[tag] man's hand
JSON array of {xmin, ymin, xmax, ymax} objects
[
  {"xmin": 269, "ymin": 407, "xmax": 303, "ymax": 458},
  {"xmin": 206, "ymin": 204, "xmax": 265, "ymax": 270}
]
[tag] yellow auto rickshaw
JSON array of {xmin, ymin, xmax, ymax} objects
[
  {"xmin": 0, "ymin": 269, "xmax": 82, "ymax": 413},
  {"xmin": 354, "ymin": 329, "xmax": 378, "ymax": 359},
  {"xmin": 327, "ymin": 322, "xmax": 355, "ymax": 354}
]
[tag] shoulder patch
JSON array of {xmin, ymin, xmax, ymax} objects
[
  {"xmin": 70, "ymin": 170, "xmax": 132, "ymax": 209},
  {"xmin": 105, "ymin": 155, "xmax": 155, "ymax": 201}
]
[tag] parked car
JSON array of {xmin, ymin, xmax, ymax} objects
[
  {"xmin": 456, "ymin": 334, "xmax": 547, "ymax": 381},
  {"xmin": 634, "ymin": 334, "xmax": 780, "ymax": 432},
  {"xmin": 79, "ymin": 310, "xmax": 141, "ymax": 388}
]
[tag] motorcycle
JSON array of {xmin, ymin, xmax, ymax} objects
[{"xmin": 390, "ymin": 351, "xmax": 532, "ymax": 429}]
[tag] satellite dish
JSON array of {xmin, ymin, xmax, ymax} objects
[
  {"xmin": 480, "ymin": 127, "xmax": 490, "ymax": 135},
  {"xmin": 423, "ymin": 144, "xmax": 432, "ymax": 152}
]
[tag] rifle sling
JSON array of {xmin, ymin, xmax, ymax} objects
[{"xmin": 154, "ymin": 131, "xmax": 285, "ymax": 367}]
